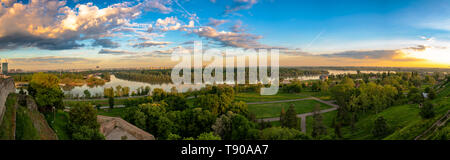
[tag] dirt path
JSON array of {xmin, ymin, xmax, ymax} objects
[
  {"xmin": 63, "ymin": 95, "xmax": 148, "ymax": 102},
  {"xmin": 415, "ymin": 110, "xmax": 450, "ymax": 140},
  {"xmin": 247, "ymin": 98, "xmax": 315, "ymax": 105},
  {"xmin": 256, "ymin": 97, "xmax": 339, "ymax": 133}
]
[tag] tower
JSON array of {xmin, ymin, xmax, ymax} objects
[{"xmin": 2, "ymin": 59, "xmax": 8, "ymax": 75}]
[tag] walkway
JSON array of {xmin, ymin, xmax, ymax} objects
[{"xmin": 256, "ymin": 97, "xmax": 339, "ymax": 133}]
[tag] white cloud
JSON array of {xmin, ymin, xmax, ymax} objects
[{"xmin": 0, "ymin": 0, "xmax": 172, "ymax": 50}]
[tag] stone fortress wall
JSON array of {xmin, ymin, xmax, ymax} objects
[{"xmin": 0, "ymin": 77, "xmax": 15, "ymax": 125}]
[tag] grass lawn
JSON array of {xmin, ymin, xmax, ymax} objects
[
  {"xmin": 97, "ymin": 107, "xmax": 132, "ymax": 117},
  {"xmin": 235, "ymin": 91, "xmax": 332, "ymax": 103},
  {"xmin": 306, "ymin": 110, "xmax": 337, "ymax": 137},
  {"xmin": 64, "ymin": 98, "xmax": 127, "ymax": 107},
  {"xmin": 15, "ymin": 107, "xmax": 40, "ymax": 140},
  {"xmin": 0, "ymin": 94, "xmax": 17, "ymax": 140},
  {"xmin": 303, "ymin": 104, "xmax": 423, "ymax": 139},
  {"xmin": 385, "ymin": 95, "xmax": 450, "ymax": 140},
  {"xmin": 236, "ymin": 92, "xmax": 310, "ymax": 103},
  {"xmin": 46, "ymin": 110, "xmax": 70, "ymax": 140},
  {"xmin": 340, "ymin": 104, "xmax": 423, "ymax": 140},
  {"xmin": 248, "ymin": 100, "xmax": 333, "ymax": 119}
]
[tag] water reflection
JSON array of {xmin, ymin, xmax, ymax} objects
[
  {"xmin": 63, "ymin": 75, "xmax": 205, "ymax": 97},
  {"xmin": 27, "ymin": 70, "xmax": 395, "ymax": 97}
]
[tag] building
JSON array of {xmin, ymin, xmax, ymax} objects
[
  {"xmin": 1, "ymin": 59, "xmax": 8, "ymax": 75},
  {"xmin": 319, "ymin": 75, "xmax": 329, "ymax": 81}
]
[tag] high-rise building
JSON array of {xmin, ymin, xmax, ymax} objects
[{"xmin": 2, "ymin": 61, "xmax": 8, "ymax": 75}]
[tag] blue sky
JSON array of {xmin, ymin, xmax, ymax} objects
[{"xmin": 0, "ymin": 0, "xmax": 449, "ymax": 70}]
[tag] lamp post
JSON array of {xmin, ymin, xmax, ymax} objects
[{"xmin": 52, "ymin": 106, "xmax": 56, "ymax": 124}]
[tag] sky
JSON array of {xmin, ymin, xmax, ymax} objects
[{"xmin": 0, "ymin": 0, "xmax": 449, "ymax": 71}]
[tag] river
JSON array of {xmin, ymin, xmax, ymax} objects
[{"xmin": 63, "ymin": 70, "xmax": 394, "ymax": 97}]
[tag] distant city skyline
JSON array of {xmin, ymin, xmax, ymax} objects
[{"xmin": 0, "ymin": 0, "xmax": 449, "ymax": 71}]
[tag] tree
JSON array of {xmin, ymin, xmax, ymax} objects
[
  {"xmin": 197, "ymin": 132, "xmax": 221, "ymax": 140},
  {"xmin": 108, "ymin": 96, "xmax": 115, "ymax": 109},
  {"xmin": 320, "ymin": 82, "xmax": 329, "ymax": 92},
  {"xmin": 83, "ymin": 90, "xmax": 91, "ymax": 99},
  {"xmin": 311, "ymin": 82, "xmax": 320, "ymax": 92},
  {"xmin": 426, "ymin": 87, "xmax": 437, "ymax": 100},
  {"xmin": 312, "ymin": 105, "xmax": 327, "ymax": 138},
  {"xmin": 372, "ymin": 116, "xmax": 389, "ymax": 138},
  {"xmin": 280, "ymin": 107, "xmax": 286, "ymax": 127},
  {"xmin": 152, "ymin": 88, "xmax": 169, "ymax": 101},
  {"xmin": 408, "ymin": 87, "xmax": 423, "ymax": 104},
  {"xmin": 103, "ymin": 87, "xmax": 114, "ymax": 98},
  {"xmin": 122, "ymin": 87, "xmax": 130, "ymax": 97},
  {"xmin": 282, "ymin": 81, "xmax": 302, "ymax": 93},
  {"xmin": 212, "ymin": 112, "xmax": 233, "ymax": 140},
  {"xmin": 420, "ymin": 101, "xmax": 435, "ymax": 119},
  {"xmin": 29, "ymin": 73, "xmax": 64, "ymax": 113},
  {"xmin": 259, "ymin": 127, "xmax": 311, "ymax": 140},
  {"xmin": 212, "ymin": 112, "xmax": 258, "ymax": 140},
  {"xmin": 228, "ymin": 101, "xmax": 249, "ymax": 117},
  {"xmin": 123, "ymin": 102, "xmax": 175, "ymax": 139},
  {"xmin": 115, "ymin": 85, "xmax": 123, "ymax": 97},
  {"xmin": 283, "ymin": 104, "xmax": 299, "ymax": 129},
  {"xmin": 68, "ymin": 103, "xmax": 104, "ymax": 140},
  {"xmin": 168, "ymin": 108, "xmax": 216, "ymax": 138},
  {"xmin": 332, "ymin": 117, "xmax": 342, "ymax": 139},
  {"xmin": 163, "ymin": 95, "xmax": 188, "ymax": 111}
]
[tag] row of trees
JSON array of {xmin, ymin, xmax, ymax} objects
[
  {"xmin": 329, "ymin": 72, "xmax": 443, "ymax": 138},
  {"xmin": 25, "ymin": 73, "xmax": 105, "ymax": 140},
  {"xmin": 103, "ymin": 85, "xmax": 131, "ymax": 97},
  {"xmin": 122, "ymin": 85, "xmax": 311, "ymax": 140},
  {"xmin": 114, "ymin": 70, "xmax": 172, "ymax": 84}
]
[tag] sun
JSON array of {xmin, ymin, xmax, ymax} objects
[{"xmin": 404, "ymin": 47, "xmax": 450, "ymax": 65}]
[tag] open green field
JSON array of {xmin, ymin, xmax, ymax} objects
[
  {"xmin": 303, "ymin": 104, "xmax": 425, "ymax": 139},
  {"xmin": 0, "ymin": 94, "xmax": 17, "ymax": 140},
  {"xmin": 303, "ymin": 97, "xmax": 450, "ymax": 140},
  {"xmin": 306, "ymin": 110, "xmax": 337, "ymax": 136},
  {"xmin": 385, "ymin": 95, "xmax": 450, "ymax": 140},
  {"xmin": 46, "ymin": 110, "xmax": 70, "ymax": 140},
  {"xmin": 97, "ymin": 107, "xmax": 132, "ymax": 117},
  {"xmin": 236, "ymin": 91, "xmax": 332, "ymax": 103},
  {"xmin": 15, "ymin": 107, "xmax": 40, "ymax": 140},
  {"xmin": 248, "ymin": 100, "xmax": 333, "ymax": 119},
  {"xmin": 64, "ymin": 98, "xmax": 127, "ymax": 107}
]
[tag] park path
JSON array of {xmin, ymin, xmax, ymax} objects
[
  {"xmin": 415, "ymin": 110, "xmax": 450, "ymax": 140},
  {"xmin": 256, "ymin": 97, "xmax": 339, "ymax": 133},
  {"xmin": 63, "ymin": 95, "xmax": 148, "ymax": 102}
]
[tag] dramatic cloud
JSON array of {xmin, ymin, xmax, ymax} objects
[
  {"xmin": 404, "ymin": 45, "xmax": 429, "ymax": 52},
  {"xmin": 141, "ymin": 0, "xmax": 173, "ymax": 13},
  {"xmin": 153, "ymin": 16, "xmax": 194, "ymax": 32},
  {"xmin": 132, "ymin": 41, "xmax": 171, "ymax": 48},
  {"xmin": 230, "ymin": 20, "xmax": 246, "ymax": 32},
  {"xmin": 98, "ymin": 49, "xmax": 137, "ymax": 55},
  {"xmin": 10, "ymin": 56, "xmax": 98, "ymax": 64},
  {"xmin": 280, "ymin": 49, "xmax": 311, "ymax": 56},
  {"xmin": 192, "ymin": 26, "xmax": 265, "ymax": 48},
  {"xmin": 321, "ymin": 50, "xmax": 403, "ymax": 59},
  {"xmin": 0, "ymin": 0, "xmax": 172, "ymax": 50},
  {"xmin": 280, "ymin": 45, "xmax": 433, "ymax": 62},
  {"xmin": 318, "ymin": 47, "xmax": 427, "ymax": 62},
  {"xmin": 207, "ymin": 18, "xmax": 228, "ymax": 27},
  {"xmin": 225, "ymin": 0, "xmax": 258, "ymax": 14},
  {"xmin": 92, "ymin": 39, "xmax": 120, "ymax": 48}
]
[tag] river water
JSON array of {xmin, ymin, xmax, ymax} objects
[
  {"xmin": 62, "ymin": 70, "xmax": 394, "ymax": 97},
  {"xmin": 63, "ymin": 75, "xmax": 205, "ymax": 98}
]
